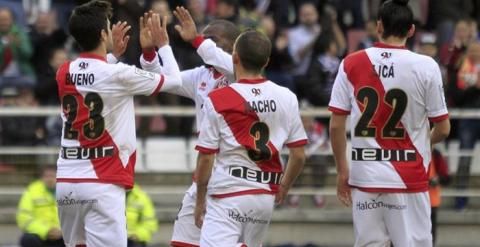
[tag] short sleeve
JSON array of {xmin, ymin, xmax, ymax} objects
[
  {"xmin": 286, "ymin": 95, "xmax": 308, "ymax": 148},
  {"xmin": 195, "ymin": 98, "xmax": 220, "ymax": 154},
  {"xmin": 426, "ymin": 61, "xmax": 449, "ymax": 122},
  {"xmin": 328, "ymin": 61, "xmax": 352, "ymax": 115},
  {"xmin": 117, "ymin": 63, "xmax": 163, "ymax": 96}
]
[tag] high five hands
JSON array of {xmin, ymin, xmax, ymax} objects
[
  {"xmin": 140, "ymin": 11, "xmax": 170, "ymax": 50},
  {"xmin": 173, "ymin": 6, "xmax": 198, "ymax": 42}
]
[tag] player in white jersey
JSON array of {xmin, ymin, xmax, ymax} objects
[
  {"xmin": 194, "ymin": 30, "xmax": 307, "ymax": 247},
  {"xmin": 55, "ymin": 2, "xmax": 181, "ymax": 246},
  {"xmin": 139, "ymin": 8, "xmax": 240, "ymax": 247},
  {"xmin": 328, "ymin": 0, "xmax": 450, "ymax": 246}
]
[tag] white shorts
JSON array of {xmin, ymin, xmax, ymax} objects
[
  {"xmin": 56, "ymin": 182, "xmax": 127, "ymax": 247},
  {"xmin": 352, "ymin": 189, "xmax": 432, "ymax": 247},
  {"xmin": 171, "ymin": 183, "xmax": 201, "ymax": 247},
  {"xmin": 200, "ymin": 193, "xmax": 274, "ymax": 247}
]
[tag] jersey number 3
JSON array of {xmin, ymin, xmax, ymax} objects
[
  {"xmin": 355, "ymin": 87, "xmax": 407, "ymax": 139},
  {"xmin": 62, "ymin": 92, "xmax": 105, "ymax": 140},
  {"xmin": 248, "ymin": 122, "xmax": 272, "ymax": 162}
]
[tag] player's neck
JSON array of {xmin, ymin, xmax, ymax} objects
[
  {"xmin": 235, "ymin": 67, "xmax": 264, "ymax": 81},
  {"xmin": 84, "ymin": 44, "xmax": 107, "ymax": 59},
  {"xmin": 379, "ymin": 36, "xmax": 407, "ymax": 47}
]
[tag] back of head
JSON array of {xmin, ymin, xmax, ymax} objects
[
  {"xmin": 203, "ymin": 19, "xmax": 240, "ymax": 54},
  {"xmin": 377, "ymin": 0, "xmax": 413, "ymax": 39},
  {"xmin": 234, "ymin": 30, "xmax": 271, "ymax": 74},
  {"xmin": 69, "ymin": 0, "xmax": 112, "ymax": 52}
]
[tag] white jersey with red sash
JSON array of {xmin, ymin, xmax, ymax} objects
[
  {"xmin": 328, "ymin": 42, "xmax": 449, "ymax": 192},
  {"xmin": 196, "ymin": 78, "xmax": 308, "ymax": 197},
  {"xmin": 56, "ymin": 46, "xmax": 181, "ymax": 189}
]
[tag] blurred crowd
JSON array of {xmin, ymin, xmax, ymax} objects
[{"xmin": 0, "ymin": 0, "xmax": 480, "ymax": 145}]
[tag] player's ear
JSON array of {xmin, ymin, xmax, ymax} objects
[
  {"xmin": 376, "ymin": 20, "xmax": 383, "ymax": 37},
  {"xmin": 101, "ymin": 29, "xmax": 108, "ymax": 42},
  {"xmin": 233, "ymin": 52, "xmax": 240, "ymax": 66},
  {"xmin": 407, "ymin": 24, "xmax": 415, "ymax": 38}
]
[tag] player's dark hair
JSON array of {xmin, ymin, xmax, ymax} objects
[
  {"xmin": 377, "ymin": 0, "xmax": 413, "ymax": 39},
  {"xmin": 203, "ymin": 20, "xmax": 240, "ymax": 51},
  {"xmin": 235, "ymin": 30, "xmax": 271, "ymax": 73},
  {"xmin": 68, "ymin": 0, "xmax": 113, "ymax": 51}
]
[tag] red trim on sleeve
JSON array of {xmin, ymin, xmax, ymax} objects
[
  {"xmin": 150, "ymin": 75, "xmax": 165, "ymax": 96},
  {"xmin": 142, "ymin": 48, "xmax": 156, "ymax": 62},
  {"xmin": 286, "ymin": 139, "xmax": 308, "ymax": 148},
  {"xmin": 429, "ymin": 114, "xmax": 449, "ymax": 123},
  {"xmin": 195, "ymin": 145, "xmax": 219, "ymax": 154},
  {"xmin": 192, "ymin": 35, "xmax": 205, "ymax": 49},
  {"xmin": 211, "ymin": 189, "xmax": 275, "ymax": 198},
  {"xmin": 170, "ymin": 241, "xmax": 199, "ymax": 247},
  {"xmin": 328, "ymin": 106, "xmax": 351, "ymax": 115}
]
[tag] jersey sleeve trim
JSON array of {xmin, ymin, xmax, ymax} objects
[
  {"xmin": 211, "ymin": 189, "xmax": 275, "ymax": 198},
  {"xmin": 142, "ymin": 48, "xmax": 157, "ymax": 62},
  {"xmin": 429, "ymin": 113, "xmax": 449, "ymax": 123},
  {"xmin": 170, "ymin": 241, "xmax": 199, "ymax": 247},
  {"xmin": 150, "ymin": 75, "xmax": 165, "ymax": 97},
  {"xmin": 286, "ymin": 139, "xmax": 308, "ymax": 148},
  {"xmin": 328, "ymin": 106, "xmax": 351, "ymax": 115},
  {"xmin": 192, "ymin": 35, "xmax": 205, "ymax": 49},
  {"xmin": 195, "ymin": 145, "xmax": 219, "ymax": 154}
]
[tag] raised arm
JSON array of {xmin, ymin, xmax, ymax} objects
[
  {"xmin": 173, "ymin": 7, "xmax": 234, "ymax": 80},
  {"xmin": 138, "ymin": 12, "xmax": 197, "ymax": 99}
]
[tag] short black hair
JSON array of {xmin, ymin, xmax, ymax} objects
[
  {"xmin": 377, "ymin": 0, "xmax": 413, "ymax": 39},
  {"xmin": 203, "ymin": 20, "xmax": 240, "ymax": 51},
  {"xmin": 69, "ymin": 0, "xmax": 112, "ymax": 51},
  {"xmin": 234, "ymin": 30, "xmax": 271, "ymax": 73}
]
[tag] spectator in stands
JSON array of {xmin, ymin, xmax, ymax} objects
[
  {"xmin": 215, "ymin": 0, "xmax": 239, "ymax": 24},
  {"xmin": 417, "ymin": 33, "xmax": 439, "ymax": 60},
  {"xmin": 441, "ymin": 19, "xmax": 476, "ymax": 107},
  {"xmin": 453, "ymin": 41, "xmax": 480, "ymax": 210},
  {"xmin": 427, "ymin": 0, "xmax": 473, "ymax": 48},
  {"xmin": 260, "ymin": 15, "xmax": 295, "ymax": 91},
  {"xmin": 127, "ymin": 184, "xmax": 158, "ymax": 247},
  {"xmin": 301, "ymin": 34, "xmax": 340, "ymax": 106},
  {"xmin": 0, "ymin": 7, "xmax": 35, "ymax": 83},
  {"xmin": 29, "ymin": 11, "xmax": 67, "ymax": 75},
  {"xmin": 23, "ymin": 0, "xmax": 51, "ymax": 25},
  {"xmin": 429, "ymin": 148, "xmax": 450, "ymax": 245},
  {"xmin": 0, "ymin": 84, "xmax": 45, "ymax": 146},
  {"xmin": 287, "ymin": 2, "xmax": 320, "ymax": 95},
  {"xmin": 16, "ymin": 165, "xmax": 64, "ymax": 247},
  {"xmin": 357, "ymin": 19, "xmax": 378, "ymax": 50}
]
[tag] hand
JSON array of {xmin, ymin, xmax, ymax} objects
[
  {"xmin": 336, "ymin": 172, "xmax": 352, "ymax": 207},
  {"xmin": 173, "ymin": 6, "xmax": 198, "ymax": 42},
  {"xmin": 194, "ymin": 200, "xmax": 206, "ymax": 228},
  {"xmin": 111, "ymin": 21, "xmax": 131, "ymax": 58},
  {"xmin": 139, "ymin": 14, "xmax": 154, "ymax": 50},
  {"xmin": 47, "ymin": 228, "xmax": 62, "ymax": 240},
  {"xmin": 275, "ymin": 184, "xmax": 289, "ymax": 205},
  {"xmin": 129, "ymin": 234, "xmax": 139, "ymax": 241},
  {"xmin": 148, "ymin": 13, "xmax": 169, "ymax": 48}
]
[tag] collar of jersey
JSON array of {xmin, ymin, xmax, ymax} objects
[
  {"xmin": 79, "ymin": 53, "xmax": 107, "ymax": 62},
  {"xmin": 373, "ymin": 42, "xmax": 407, "ymax": 50},
  {"xmin": 237, "ymin": 78, "xmax": 267, "ymax": 84}
]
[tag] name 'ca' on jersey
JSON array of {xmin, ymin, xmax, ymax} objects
[{"xmin": 328, "ymin": 43, "xmax": 449, "ymax": 192}]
